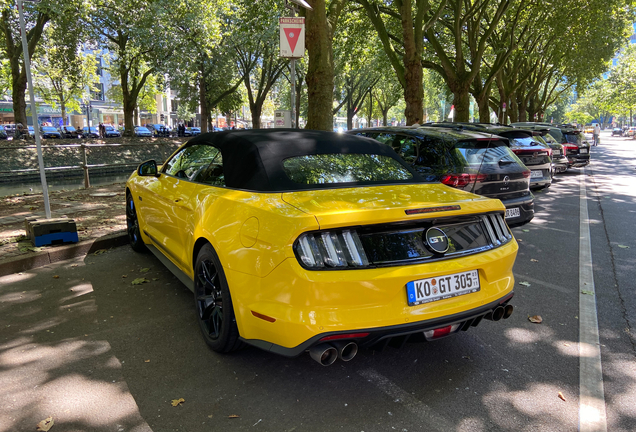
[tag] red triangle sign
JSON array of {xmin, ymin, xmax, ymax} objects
[{"xmin": 285, "ymin": 28, "xmax": 301, "ymax": 54}]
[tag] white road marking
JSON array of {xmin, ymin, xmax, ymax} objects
[
  {"xmin": 579, "ymin": 169, "xmax": 607, "ymax": 432},
  {"xmin": 358, "ymin": 369, "xmax": 455, "ymax": 432}
]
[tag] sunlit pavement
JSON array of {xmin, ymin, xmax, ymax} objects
[{"xmin": 0, "ymin": 131, "xmax": 634, "ymax": 432}]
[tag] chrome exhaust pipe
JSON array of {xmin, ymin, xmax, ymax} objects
[
  {"xmin": 332, "ymin": 341, "xmax": 358, "ymax": 362},
  {"xmin": 309, "ymin": 343, "xmax": 338, "ymax": 366},
  {"xmin": 503, "ymin": 304, "xmax": 514, "ymax": 319}
]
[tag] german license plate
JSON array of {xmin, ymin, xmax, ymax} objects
[
  {"xmin": 531, "ymin": 170, "xmax": 543, "ymax": 178},
  {"xmin": 553, "ymin": 150, "xmax": 561, "ymax": 155},
  {"xmin": 580, "ymin": 148, "xmax": 588, "ymax": 154},
  {"xmin": 406, "ymin": 270, "xmax": 480, "ymax": 306},
  {"xmin": 505, "ymin": 207, "xmax": 520, "ymax": 219}
]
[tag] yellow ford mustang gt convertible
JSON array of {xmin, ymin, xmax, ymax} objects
[{"xmin": 126, "ymin": 129, "xmax": 518, "ymax": 365}]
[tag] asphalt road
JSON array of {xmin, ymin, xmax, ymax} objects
[{"xmin": 1, "ymin": 131, "xmax": 634, "ymax": 432}]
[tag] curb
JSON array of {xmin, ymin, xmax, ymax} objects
[{"xmin": 0, "ymin": 230, "xmax": 129, "ymax": 277}]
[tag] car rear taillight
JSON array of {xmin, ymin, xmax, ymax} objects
[
  {"xmin": 512, "ymin": 149, "xmax": 550, "ymax": 156},
  {"xmin": 440, "ymin": 173, "xmax": 487, "ymax": 188},
  {"xmin": 562, "ymin": 144, "xmax": 578, "ymax": 154},
  {"xmin": 294, "ymin": 230, "xmax": 369, "ymax": 269}
]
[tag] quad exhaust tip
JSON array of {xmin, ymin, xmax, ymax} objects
[
  {"xmin": 309, "ymin": 341, "xmax": 359, "ymax": 365},
  {"xmin": 309, "ymin": 343, "xmax": 338, "ymax": 366},
  {"xmin": 332, "ymin": 341, "xmax": 358, "ymax": 362},
  {"xmin": 484, "ymin": 305, "xmax": 513, "ymax": 322}
]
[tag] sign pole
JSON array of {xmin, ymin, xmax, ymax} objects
[
  {"xmin": 291, "ymin": 58, "xmax": 296, "ymax": 128},
  {"xmin": 18, "ymin": 0, "xmax": 50, "ymax": 219}
]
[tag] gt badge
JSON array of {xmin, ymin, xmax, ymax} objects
[{"xmin": 425, "ymin": 227, "xmax": 449, "ymax": 254}]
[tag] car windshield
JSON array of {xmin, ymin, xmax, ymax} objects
[
  {"xmin": 137, "ymin": 127, "xmax": 149, "ymax": 132},
  {"xmin": 283, "ymin": 153, "xmax": 413, "ymax": 185},
  {"xmin": 42, "ymin": 127, "xmax": 56, "ymax": 132},
  {"xmin": 85, "ymin": 127, "xmax": 97, "ymax": 132},
  {"xmin": 105, "ymin": 126, "xmax": 114, "ymax": 131}
]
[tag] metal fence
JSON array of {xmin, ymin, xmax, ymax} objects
[{"xmin": 0, "ymin": 142, "xmax": 182, "ymax": 186}]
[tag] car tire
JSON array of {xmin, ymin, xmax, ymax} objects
[
  {"xmin": 194, "ymin": 244, "xmax": 243, "ymax": 353},
  {"xmin": 126, "ymin": 192, "xmax": 147, "ymax": 252}
]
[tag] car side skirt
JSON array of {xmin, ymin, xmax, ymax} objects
[
  {"xmin": 240, "ymin": 292, "xmax": 514, "ymax": 358},
  {"xmin": 146, "ymin": 243, "xmax": 194, "ymax": 292}
]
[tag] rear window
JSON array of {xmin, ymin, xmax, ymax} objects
[
  {"xmin": 565, "ymin": 133, "xmax": 583, "ymax": 145},
  {"xmin": 454, "ymin": 140, "xmax": 520, "ymax": 166},
  {"xmin": 283, "ymin": 154, "xmax": 413, "ymax": 185},
  {"xmin": 510, "ymin": 137, "xmax": 538, "ymax": 147}
]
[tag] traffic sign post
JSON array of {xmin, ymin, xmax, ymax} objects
[{"xmin": 280, "ymin": 16, "xmax": 305, "ymax": 129}]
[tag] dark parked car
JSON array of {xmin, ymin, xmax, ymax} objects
[
  {"xmin": 134, "ymin": 126, "xmax": 152, "ymax": 137},
  {"xmin": 184, "ymin": 127, "xmax": 201, "ymax": 137},
  {"xmin": 349, "ymin": 126, "xmax": 534, "ymax": 226},
  {"xmin": 39, "ymin": 126, "xmax": 62, "ymax": 139},
  {"xmin": 0, "ymin": 125, "xmax": 7, "ymax": 139},
  {"xmin": 58, "ymin": 125, "xmax": 80, "ymax": 138},
  {"xmin": 428, "ymin": 123, "xmax": 552, "ymax": 189},
  {"xmin": 104, "ymin": 125, "xmax": 121, "ymax": 138},
  {"xmin": 511, "ymin": 122, "xmax": 590, "ymax": 168},
  {"xmin": 145, "ymin": 124, "xmax": 170, "ymax": 137},
  {"xmin": 611, "ymin": 128, "xmax": 624, "ymax": 136},
  {"xmin": 82, "ymin": 127, "xmax": 100, "ymax": 138},
  {"xmin": 530, "ymin": 130, "xmax": 568, "ymax": 174}
]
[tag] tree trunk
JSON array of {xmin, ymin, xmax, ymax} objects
[
  {"xmin": 12, "ymin": 76, "xmax": 27, "ymax": 126},
  {"xmin": 509, "ymin": 97, "xmax": 518, "ymax": 124},
  {"xmin": 382, "ymin": 108, "xmax": 389, "ymax": 126},
  {"xmin": 60, "ymin": 100, "xmax": 67, "ymax": 126},
  {"xmin": 305, "ymin": 0, "xmax": 334, "ymax": 131},
  {"xmin": 400, "ymin": 0, "xmax": 422, "ymax": 124},
  {"xmin": 452, "ymin": 88, "xmax": 470, "ymax": 122},
  {"xmin": 251, "ymin": 103, "xmax": 262, "ymax": 129},
  {"xmin": 366, "ymin": 91, "xmax": 373, "ymax": 126},
  {"xmin": 199, "ymin": 65, "xmax": 208, "ymax": 133}
]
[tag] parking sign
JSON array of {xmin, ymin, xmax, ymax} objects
[{"xmin": 280, "ymin": 17, "xmax": 305, "ymax": 58}]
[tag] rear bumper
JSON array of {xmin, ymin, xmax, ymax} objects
[
  {"xmin": 500, "ymin": 193, "xmax": 534, "ymax": 226},
  {"xmin": 242, "ymin": 292, "xmax": 515, "ymax": 357},
  {"xmin": 567, "ymin": 153, "xmax": 590, "ymax": 168},
  {"xmin": 229, "ymin": 238, "xmax": 518, "ymax": 355}
]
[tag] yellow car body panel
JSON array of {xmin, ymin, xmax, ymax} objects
[
  {"xmin": 128, "ymin": 169, "xmax": 517, "ymax": 352},
  {"xmin": 230, "ymin": 239, "xmax": 516, "ymax": 349},
  {"xmin": 282, "ymin": 184, "xmax": 504, "ymax": 229}
]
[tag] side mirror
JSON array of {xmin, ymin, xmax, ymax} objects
[{"xmin": 138, "ymin": 160, "xmax": 158, "ymax": 176}]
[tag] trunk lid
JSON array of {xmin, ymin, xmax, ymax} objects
[{"xmin": 281, "ymin": 183, "xmax": 503, "ymax": 230}]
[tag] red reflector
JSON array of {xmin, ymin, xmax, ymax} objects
[
  {"xmin": 522, "ymin": 170, "xmax": 531, "ymax": 178},
  {"xmin": 251, "ymin": 311, "xmax": 276, "ymax": 323},
  {"xmin": 319, "ymin": 333, "xmax": 370, "ymax": 342},
  {"xmin": 432, "ymin": 326, "xmax": 452, "ymax": 338}
]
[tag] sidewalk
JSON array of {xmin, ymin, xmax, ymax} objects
[{"xmin": 0, "ymin": 182, "xmax": 129, "ymax": 276}]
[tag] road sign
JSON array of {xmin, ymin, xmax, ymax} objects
[{"xmin": 280, "ymin": 17, "xmax": 305, "ymax": 58}]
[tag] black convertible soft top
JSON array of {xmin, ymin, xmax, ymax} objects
[{"xmin": 184, "ymin": 129, "xmax": 416, "ymax": 192}]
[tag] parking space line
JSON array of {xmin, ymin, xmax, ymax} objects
[
  {"xmin": 579, "ymin": 170, "xmax": 607, "ymax": 432},
  {"xmin": 358, "ymin": 369, "xmax": 455, "ymax": 431}
]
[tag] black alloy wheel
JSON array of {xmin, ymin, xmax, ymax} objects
[
  {"xmin": 194, "ymin": 244, "xmax": 243, "ymax": 353},
  {"xmin": 126, "ymin": 193, "xmax": 147, "ymax": 252}
]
